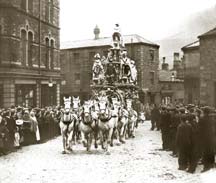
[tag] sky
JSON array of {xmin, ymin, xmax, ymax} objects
[{"xmin": 60, "ymin": 0, "xmax": 216, "ymax": 43}]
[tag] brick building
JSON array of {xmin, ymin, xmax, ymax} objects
[
  {"xmin": 159, "ymin": 57, "xmax": 184, "ymax": 105},
  {"xmin": 60, "ymin": 26, "xmax": 160, "ymax": 105},
  {"xmin": 0, "ymin": 0, "xmax": 61, "ymax": 108},
  {"xmin": 182, "ymin": 27, "xmax": 216, "ymax": 106}
]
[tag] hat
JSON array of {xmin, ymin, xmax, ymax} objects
[
  {"xmin": 94, "ymin": 53, "xmax": 101, "ymax": 59},
  {"xmin": 202, "ymin": 106, "xmax": 212, "ymax": 114}
]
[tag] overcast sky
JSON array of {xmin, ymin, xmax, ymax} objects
[{"xmin": 60, "ymin": 0, "xmax": 216, "ymax": 43}]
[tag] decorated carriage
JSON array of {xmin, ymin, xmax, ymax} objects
[{"xmin": 91, "ymin": 23, "xmax": 139, "ymax": 107}]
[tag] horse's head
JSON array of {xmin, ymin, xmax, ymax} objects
[
  {"xmin": 63, "ymin": 96, "xmax": 71, "ymax": 109},
  {"xmin": 83, "ymin": 101, "xmax": 91, "ymax": 115},
  {"xmin": 98, "ymin": 96, "xmax": 110, "ymax": 118},
  {"xmin": 72, "ymin": 96, "xmax": 80, "ymax": 112}
]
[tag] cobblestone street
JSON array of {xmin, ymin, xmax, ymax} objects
[{"xmin": 0, "ymin": 121, "xmax": 215, "ymax": 183}]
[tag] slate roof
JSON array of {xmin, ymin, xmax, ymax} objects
[
  {"xmin": 61, "ymin": 34, "xmax": 159, "ymax": 49},
  {"xmin": 199, "ymin": 27, "xmax": 216, "ymax": 38},
  {"xmin": 182, "ymin": 40, "xmax": 200, "ymax": 51}
]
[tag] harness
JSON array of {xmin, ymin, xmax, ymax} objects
[{"xmin": 62, "ymin": 113, "xmax": 73, "ymax": 125}]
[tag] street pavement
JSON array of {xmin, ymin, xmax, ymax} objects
[{"xmin": 0, "ymin": 121, "xmax": 215, "ymax": 183}]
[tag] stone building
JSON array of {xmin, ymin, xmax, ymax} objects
[
  {"xmin": 182, "ymin": 41, "xmax": 200, "ymax": 105},
  {"xmin": 199, "ymin": 28, "xmax": 216, "ymax": 106},
  {"xmin": 0, "ymin": 0, "xmax": 61, "ymax": 108},
  {"xmin": 159, "ymin": 57, "xmax": 184, "ymax": 105},
  {"xmin": 60, "ymin": 26, "xmax": 160, "ymax": 105},
  {"xmin": 182, "ymin": 27, "xmax": 216, "ymax": 106}
]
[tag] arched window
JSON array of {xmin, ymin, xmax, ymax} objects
[
  {"xmin": 28, "ymin": 31, "xmax": 33, "ymax": 67},
  {"xmin": 21, "ymin": 29, "xmax": 27, "ymax": 66},
  {"xmin": 45, "ymin": 37, "xmax": 50, "ymax": 69},
  {"xmin": 50, "ymin": 39, "xmax": 54, "ymax": 69}
]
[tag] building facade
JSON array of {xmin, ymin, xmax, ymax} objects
[
  {"xmin": 182, "ymin": 41, "xmax": 200, "ymax": 105},
  {"xmin": 0, "ymin": 0, "xmax": 61, "ymax": 108},
  {"xmin": 60, "ymin": 27, "xmax": 160, "ymax": 105},
  {"xmin": 182, "ymin": 27, "xmax": 216, "ymax": 107},
  {"xmin": 159, "ymin": 57, "xmax": 184, "ymax": 105},
  {"xmin": 199, "ymin": 28, "xmax": 216, "ymax": 106}
]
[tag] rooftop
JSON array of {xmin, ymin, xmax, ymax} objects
[
  {"xmin": 199, "ymin": 27, "xmax": 216, "ymax": 38},
  {"xmin": 182, "ymin": 40, "xmax": 200, "ymax": 51},
  {"xmin": 61, "ymin": 34, "xmax": 159, "ymax": 50}
]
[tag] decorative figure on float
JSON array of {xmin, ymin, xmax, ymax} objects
[
  {"xmin": 92, "ymin": 53, "xmax": 104, "ymax": 84},
  {"xmin": 120, "ymin": 50, "xmax": 131, "ymax": 83},
  {"xmin": 105, "ymin": 61, "xmax": 116, "ymax": 84},
  {"xmin": 129, "ymin": 60, "xmax": 137, "ymax": 84}
]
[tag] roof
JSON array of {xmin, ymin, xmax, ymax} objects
[
  {"xmin": 199, "ymin": 27, "xmax": 216, "ymax": 38},
  {"xmin": 159, "ymin": 70, "xmax": 183, "ymax": 82},
  {"xmin": 61, "ymin": 34, "xmax": 159, "ymax": 49},
  {"xmin": 182, "ymin": 40, "xmax": 200, "ymax": 51}
]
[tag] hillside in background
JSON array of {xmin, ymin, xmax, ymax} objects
[{"xmin": 157, "ymin": 5, "xmax": 216, "ymax": 68}]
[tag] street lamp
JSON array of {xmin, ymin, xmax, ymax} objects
[{"xmin": 48, "ymin": 78, "xmax": 53, "ymax": 87}]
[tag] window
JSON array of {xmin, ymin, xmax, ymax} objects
[
  {"xmin": 89, "ymin": 52, "xmax": 95, "ymax": 62},
  {"xmin": 45, "ymin": 38, "xmax": 50, "ymax": 68},
  {"xmin": 21, "ymin": 0, "xmax": 33, "ymax": 12},
  {"xmin": 73, "ymin": 53, "xmax": 80, "ymax": 64},
  {"xmin": 21, "ymin": 29, "xmax": 27, "ymax": 66},
  {"xmin": 50, "ymin": 39, "xmax": 54, "ymax": 69},
  {"xmin": 150, "ymin": 71, "xmax": 154, "ymax": 85},
  {"xmin": 75, "ymin": 73, "xmax": 80, "ymax": 84},
  {"xmin": 149, "ymin": 49, "xmax": 154, "ymax": 62},
  {"xmin": 28, "ymin": 31, "xmax": 33, "ymax": 67},
  {"xmin": 16, "ymin": 85, "xmax": 36, "ymax": 107},
  {"xmin": 46, "ymin": 0, "xmax": 54, "ymax": 23}
]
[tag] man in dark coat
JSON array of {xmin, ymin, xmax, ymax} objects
[
  {"xmin": 160, "ymin": 107, "xmax": 171, "ymax": 150},
  {"xmin": 199, "ymin": 106, "xmax": 215, "ymax": 172},
  {"xmin": 176, "ymin": 114, "xmax": 192, "ymax": 170},
  {"xmin": 169, "ymin": 108, "xmax": 181, "ymax": 156},
  {"xmin": 150, "ymin": 104, "xmax": 160, "ymax": 130}
]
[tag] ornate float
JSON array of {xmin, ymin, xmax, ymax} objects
[{"xmin": 90, "ymin": 24, "xmax": 139, "ymax": 105}]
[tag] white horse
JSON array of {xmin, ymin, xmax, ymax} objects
[
  {"xmin": 109, "ymin": 98, "xmax": 121, "ymax": 146},
  {"xmin": 79, "ymin": 100, "xmax": 98, "ymax": 151},
  {"xmin": 97, "ymin": 96, "xmax": 112, "ymax": 151},
  {"xmin": 126, "ymin": 99, "xmax": 138, "ymax": 138},
  {"xmin": 118, "ymin": 105, "xmax": 129, "ymax": 143},
  {"xmin": 60, "ymin": 97, "xmax": 77, "ymax": 154},
  {"xmin": 71, "ymin": 96, "xmax": 82, "ymax": 143}
]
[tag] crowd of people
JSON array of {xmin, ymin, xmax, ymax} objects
[
  {"xmin": 0, "ymin": 106, "xmax": 61, "ymax": 155},
  {"xmin": 150, "ymin": 104, "xmax": 216, "ymax": 173}
]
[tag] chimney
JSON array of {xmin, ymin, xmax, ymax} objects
[
  {"xmin": 174, "ymin": 52, "xmax": 180, "ymax": 61},
  {"xmin": 94, "ymin": 25, "xmax": 100, "ymax": 39},
  {"xmin": 161, "ymin": 57, "xmax": 169, "ymax": 70},
  {"xmin": 173, "ymin": 52, "xmax": 181, "ymax": 70}
]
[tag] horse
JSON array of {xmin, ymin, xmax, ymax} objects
[
  {"xmin": 118, "ymin": 105, "xmax": 129, "ymax": 143},
  {"xmin": 59, "ymin": 105, "xmax": 77, "ymax": 154},
  {"xmin": 97, "ymin": 96, "xmax": 112, "ymax": 152},
  {"xmin": 79, "ymin": 100, "xmax": 98, "ymax": 151},
  {"xmin": 126, "ymin": 99, "xmax": 138, "ymax": 138},
  {"xmin": 109, "ymin": 98, "xmax": 121, "ymax": 146},
  {"xmin": 71, "ymin": 96, "xmax": 82, "ymax": 143}
]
